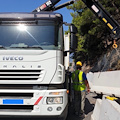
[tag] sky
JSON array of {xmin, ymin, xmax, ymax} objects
[{"xmin": 0, "ymin": 0, "xmax": 73, "ymax": 31}]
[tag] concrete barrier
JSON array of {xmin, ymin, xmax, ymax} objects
[
  {"xmin": 91, "ymin": 96, "xmax": 120, "ymax": 120},
  {"xmin": 91, "ymin": 99, "xmax": 102, "ymax": 120},
  {"xmin": 87, "ymin": 71, "xmax": 120, "ymax": 97}
]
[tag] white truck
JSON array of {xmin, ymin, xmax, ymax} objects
[
  {"xmin": 0, "ymin": 11, "xmax": 77, "ymax": 120},
  {"xmin": 0, "ymin": 0, "xmax": 120, "ymax": 119}
]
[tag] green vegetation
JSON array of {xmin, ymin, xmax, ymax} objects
[{"xmin": 67, "ymin": 0, "xmax": 120, "ymax": 65}]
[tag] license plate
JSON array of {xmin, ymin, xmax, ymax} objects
[{"xmin": 3, "ymin": 99, "xmax": 23, "ymax": 104}]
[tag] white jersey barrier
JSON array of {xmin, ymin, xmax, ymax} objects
[
  {"xmin": 91, "ymin": 96, "xmax": 120, "ymax": 120},
  {"xmin": 87, "ymin": 70, "xmax": 120, "ymax": 97}
]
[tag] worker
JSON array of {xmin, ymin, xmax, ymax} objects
[{"xmin": 72, "ymin": 61, "xmax": 90, "ymax": 118}]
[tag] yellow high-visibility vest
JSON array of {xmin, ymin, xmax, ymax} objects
[{"xmin": 72, "ymin": 70, "xmax": 86, "ymax": 91}]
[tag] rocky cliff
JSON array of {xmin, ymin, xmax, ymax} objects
[{"xmin": 90, "ymin": 44, "xmax": 120, "ymax": 72}]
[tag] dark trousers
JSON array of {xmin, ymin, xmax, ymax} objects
[{"xmin": 74, "ymin": 90, "xmax": 86, "ymax": 115}]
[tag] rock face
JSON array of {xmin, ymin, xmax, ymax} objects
[
  {"xmin": 69, "ymin": 45, "xmax": 120, "ymax": 73},
  {"xmin": 90, "ymin": 47, "xmax": 120, "ymax": 72}
]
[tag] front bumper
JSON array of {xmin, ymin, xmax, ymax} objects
[{"xmin": 0, "ymin": 89, "xmax": 68, "ymax": 117}]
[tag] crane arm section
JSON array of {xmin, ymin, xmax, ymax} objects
[
  {"xmin": 81, "ymin": 0, "xmax": 120, "ymax": 40},
  {"xmin": 32, "ymin": 0, "xmax": 75, "ymax": 12},
  {"xmin": 32, "ymin": 0, "xmax": 61, "ymax": 12},
  {"xmin": 33, "ymin": 0, "xmax": 120, "ymax": 40}
]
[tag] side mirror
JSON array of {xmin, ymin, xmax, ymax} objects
[{"xmin": 70, "ymin": 24, "xmax": 78, "ymax": 51}]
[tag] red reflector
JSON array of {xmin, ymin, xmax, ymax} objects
[
  {"xmin": 40, "ymin": 4, "xmax": 47, "ymax": 10},
  {"xmin": 34, "ymin": 97, "xmax": 43, "ymax": 105}
]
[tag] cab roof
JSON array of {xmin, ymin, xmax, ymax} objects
[{"xmin": 0, "ymin": 12, "xmax": 63, "ymax": 22}]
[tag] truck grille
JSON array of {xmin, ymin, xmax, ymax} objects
[
  {"xmin": 0, "ymin": 105, "xmax": 33, "ymax": 112},
  {"xmin": 0, "ymin": 93, "xmax": 33, "ymax": 98},
  {"xmin": 0, "ymin": 70, "xmax": 44, "ymax": 80}
]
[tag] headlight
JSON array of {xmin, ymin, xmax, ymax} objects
[{"xmin": 46, "ymin": 97, "xmax": 63, "ymax": 104}]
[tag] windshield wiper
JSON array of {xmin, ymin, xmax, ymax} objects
[
  {"xmin": 0, "ymin": 45, "xmax": 6, "ymax": 49},
  {"xmin": 10, "ymin": 46, "xmax": 43, "ymax": 50},
  {"xmin": 10, "ymin": 46, "xmax": 28, "ymax": 48},
  {"xmin": 29, "ymin": 46, "xmax": 43, "ymax": 50}
]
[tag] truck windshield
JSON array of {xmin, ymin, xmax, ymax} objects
[{"xmin": 0, "ymin": 21, "xmax": 62, "ymax": 50}]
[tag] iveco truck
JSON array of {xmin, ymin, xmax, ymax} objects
[{"xmin": 0, "ymin": 12, "xmax": 77, "ymax": 120}]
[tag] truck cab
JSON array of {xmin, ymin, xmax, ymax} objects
[{"xmin": 0, "ymin": 12, "xmax": 68, "ymax": 120}]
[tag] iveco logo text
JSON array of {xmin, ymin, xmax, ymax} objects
[{"xmin": 3, "ymin": 56, "xmax": 23, "ymax": 61}]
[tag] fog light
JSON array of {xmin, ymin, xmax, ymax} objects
[
  {"xmin": 47, "ymin": 107, "xmax": 53, "ymax": 111},
  {"xmin": 57, "ymin": 107, "xmax": 62, "ymax": 111}
]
